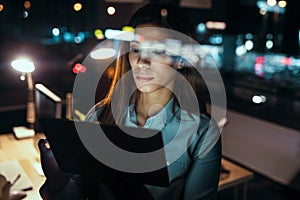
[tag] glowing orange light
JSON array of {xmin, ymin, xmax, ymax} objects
[
  {"xmin": 0, "ymin": 4, "xmax": 4, "ymax": 12},
  {"xmin": 206, "ymin": 21, "xmax": 226, "ymax": 30},
  {"xmin": 106, "ymin": 67, "xmax": 115, "ymax": 79},
  {"xmin": 24, "ymin": 1, "xmax": 31, "ymax": 9},
  {"xmin": 73, "ymin": 3, "xmax": 82, "ymax": 12}
]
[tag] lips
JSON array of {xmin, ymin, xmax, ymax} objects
[{"xmin": 135, "ymin": 75, "xmax": 154, "ymax": 82}]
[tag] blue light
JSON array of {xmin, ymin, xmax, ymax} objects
[
  {"xmin": 256, "ymin": 1, "xmax": 286, "ymax": 13},
  {"xmin": 78, "ymin": 32, "xmax": 85, "ymax": 40},
  {"xmin": 209, "ymin": 34, "xmax": 223, "ymax": 45},
  {"xmin": 63, "ymin": 32, "xmax": 75, "ymax": 42},
  {"xmin": 196, "ymin": 23, "xmax": 206, "ymax": 33},
  {"xmin": 52, "ymin": 28, "xmax": 60, "ymax": 36}
]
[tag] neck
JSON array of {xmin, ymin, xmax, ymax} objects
[{"xmin": 136, "ymin": 89, "xmax": 173, "ymax": 126}]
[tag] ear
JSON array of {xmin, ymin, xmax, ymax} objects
[
  {"xmin": 177, "ymin": 59, "xmax": 185, "ymax": 69},
  {"xmin": 175, "ymin": 57, "xmax": 185, "ymax": 69}
]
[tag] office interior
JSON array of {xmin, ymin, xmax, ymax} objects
[{"xmin": 0, "ymin": 0, "xmax": 300, "ymax": 199}]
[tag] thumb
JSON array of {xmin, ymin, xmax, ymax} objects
[
  {"xmin": 38, "ymin": 139, "xmax": 49, "ymax": 153},
  {"xmin": 2, "ymin": 181, "xmax": 11, "ymax": 200}
]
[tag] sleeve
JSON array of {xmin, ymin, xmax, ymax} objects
[
  {"xmin": 40, "ymin": 176, "xmax": 88, "ymax": 200},
  {"xmin": 183, "ymin": 137, "xmax": 222, "ymax": 200}
]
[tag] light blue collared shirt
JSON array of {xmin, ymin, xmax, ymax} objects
[
  {"xmin": 85, "ymin": 98, "xmax": 221, "ymax": 200},
  {"xmin": 123, "ymin": 98, "xmax": 221, "ymax": 200}
]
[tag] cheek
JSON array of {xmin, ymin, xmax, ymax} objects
[
  {"xmin": 155, "ymin": 67, "xmax": 176, "ymax": 82},
  {"xmin": 152, "ymin": 56, "xmax": 175, "ymax": 65},
  {"xmin": 128, "ymin": 54, "xmax": 137, "ymax": 69}
]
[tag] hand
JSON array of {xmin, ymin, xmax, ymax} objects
[
  {"xmin": 38, "ymin": 139, "xmax": 73, "ymax": 199},
  {"xmin": 9, "ymin": 190, "xmax": 27, "ymax": 200},
  {"xmin": 0, "ymin": 175, "xmax": 26, "ymax": 200}
]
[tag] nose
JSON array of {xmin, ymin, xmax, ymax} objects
[{"xmin": 137, "ymin": 55, "xmax": 150, "ymax": 69}]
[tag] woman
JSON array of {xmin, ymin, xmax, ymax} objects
[{"xmin": 38, "ymin": 2, "xmax": 222, "ymax": 200}]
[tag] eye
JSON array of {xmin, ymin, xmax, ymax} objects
[
  {"xmin": 151, "ymin": 49, "xmax": 166, "ymax": 55},
  {"xmin": 130, "ymin": 46, "xmax": 141, "ymax": 53}
]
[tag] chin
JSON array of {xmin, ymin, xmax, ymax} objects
[{"xmin": 136, "ymin": 84, "xmax": 158, "ymax": 93}]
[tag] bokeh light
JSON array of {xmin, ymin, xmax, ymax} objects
[
  {"xmin": 11, "ymin": 58, "xmax": 35, "ymax": 73},
  {"xmin": 73, "ymin": 3, "xmax": 83, "ymax": 12},
  {"xmin": 122, "ymin": 26, "xmax": 134, "ymax": 32},
  {"xmin": 278, "ymin": 0, "xmax": 287, "ymax": 8},
  {"xmin": 94, "ymin": 29, "xmax": 104, "ymax": 39},
  {"xmin": 107, "ymin": 6, "xmax": 116, "ymax": 15},
  {"xmin": 24, "ymin": 1, "xmax": 31, "ymax": 10},
  {"xmin": 90, "ymin": 48, "xmax": 116, "ymax": 59},
  {"xmin": 0, "ymin": 4, "xmax": 4, "ymax": 12},
  {"xmin": 52, "ymin": 28, "xmax": 60, "ymax": 36}
]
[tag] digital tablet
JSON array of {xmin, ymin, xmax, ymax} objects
[{"xmin": 39, "ymin": 118, "xmax": 170, "ymax": 187}]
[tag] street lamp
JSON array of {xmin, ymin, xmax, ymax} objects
[{"xmin": 10, "ymin": 58, "xmax": 36, "ymax": 138}]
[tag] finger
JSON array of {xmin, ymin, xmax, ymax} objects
[
  {"xmin": 38, "ymin": 139, "xmax": 49, "ymax": 153},
  {"xmin": 2, "ymin": 181, "xmax": 11, "ymax": 200},
  {"xmin": 10, "ymin": 191, "xmax": 27, "ymax": 200}
]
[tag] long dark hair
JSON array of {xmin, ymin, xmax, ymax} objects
[{"xmin": 87, "ymin": 2, "xmax": 210, "ymax": 125}]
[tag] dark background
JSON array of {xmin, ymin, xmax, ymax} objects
[{"xmin": 0, "ymin": 0, "xmax": 299, "ymax": 132}]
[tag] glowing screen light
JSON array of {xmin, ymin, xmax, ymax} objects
[
  {"xmin": 90, "ymin": 48, "xmax": 116, "ymax": 59},
  {"xmin": 11, "ymin": 58, "xmax": 35, "ymax": 73}
]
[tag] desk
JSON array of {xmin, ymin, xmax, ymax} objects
[
  {"xmin": 0, "ymin": 133, "xmax": 46, "ymax": 200},
  {"xmin": 0, "ymin": 133, "xmax": 254, "ymax": 200},
  {"xmin": 218, "ymin": 158, "xmax": 254, "ymax": 200}
]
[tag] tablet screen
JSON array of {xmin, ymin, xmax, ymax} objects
[{"xmin": 40, "ymin": 118, "xmax": 169, "ymax": 187}]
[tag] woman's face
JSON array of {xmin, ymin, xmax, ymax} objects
[{"xmin": 129, "ymin": 24, "xmax": 177, "ymax": 93}]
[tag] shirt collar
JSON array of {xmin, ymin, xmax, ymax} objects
[{"xmin": 125, "ymin": 97, "xmax": 178, "ymax": 129}]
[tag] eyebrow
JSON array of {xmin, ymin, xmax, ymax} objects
[{"xmin": 130, "ymin": 41, "xmax": 140, "ymax": 45}]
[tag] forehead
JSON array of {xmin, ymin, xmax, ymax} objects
[{"xmin": 134, "ymin": 25, "xmax": 173, "ymax": 42}]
